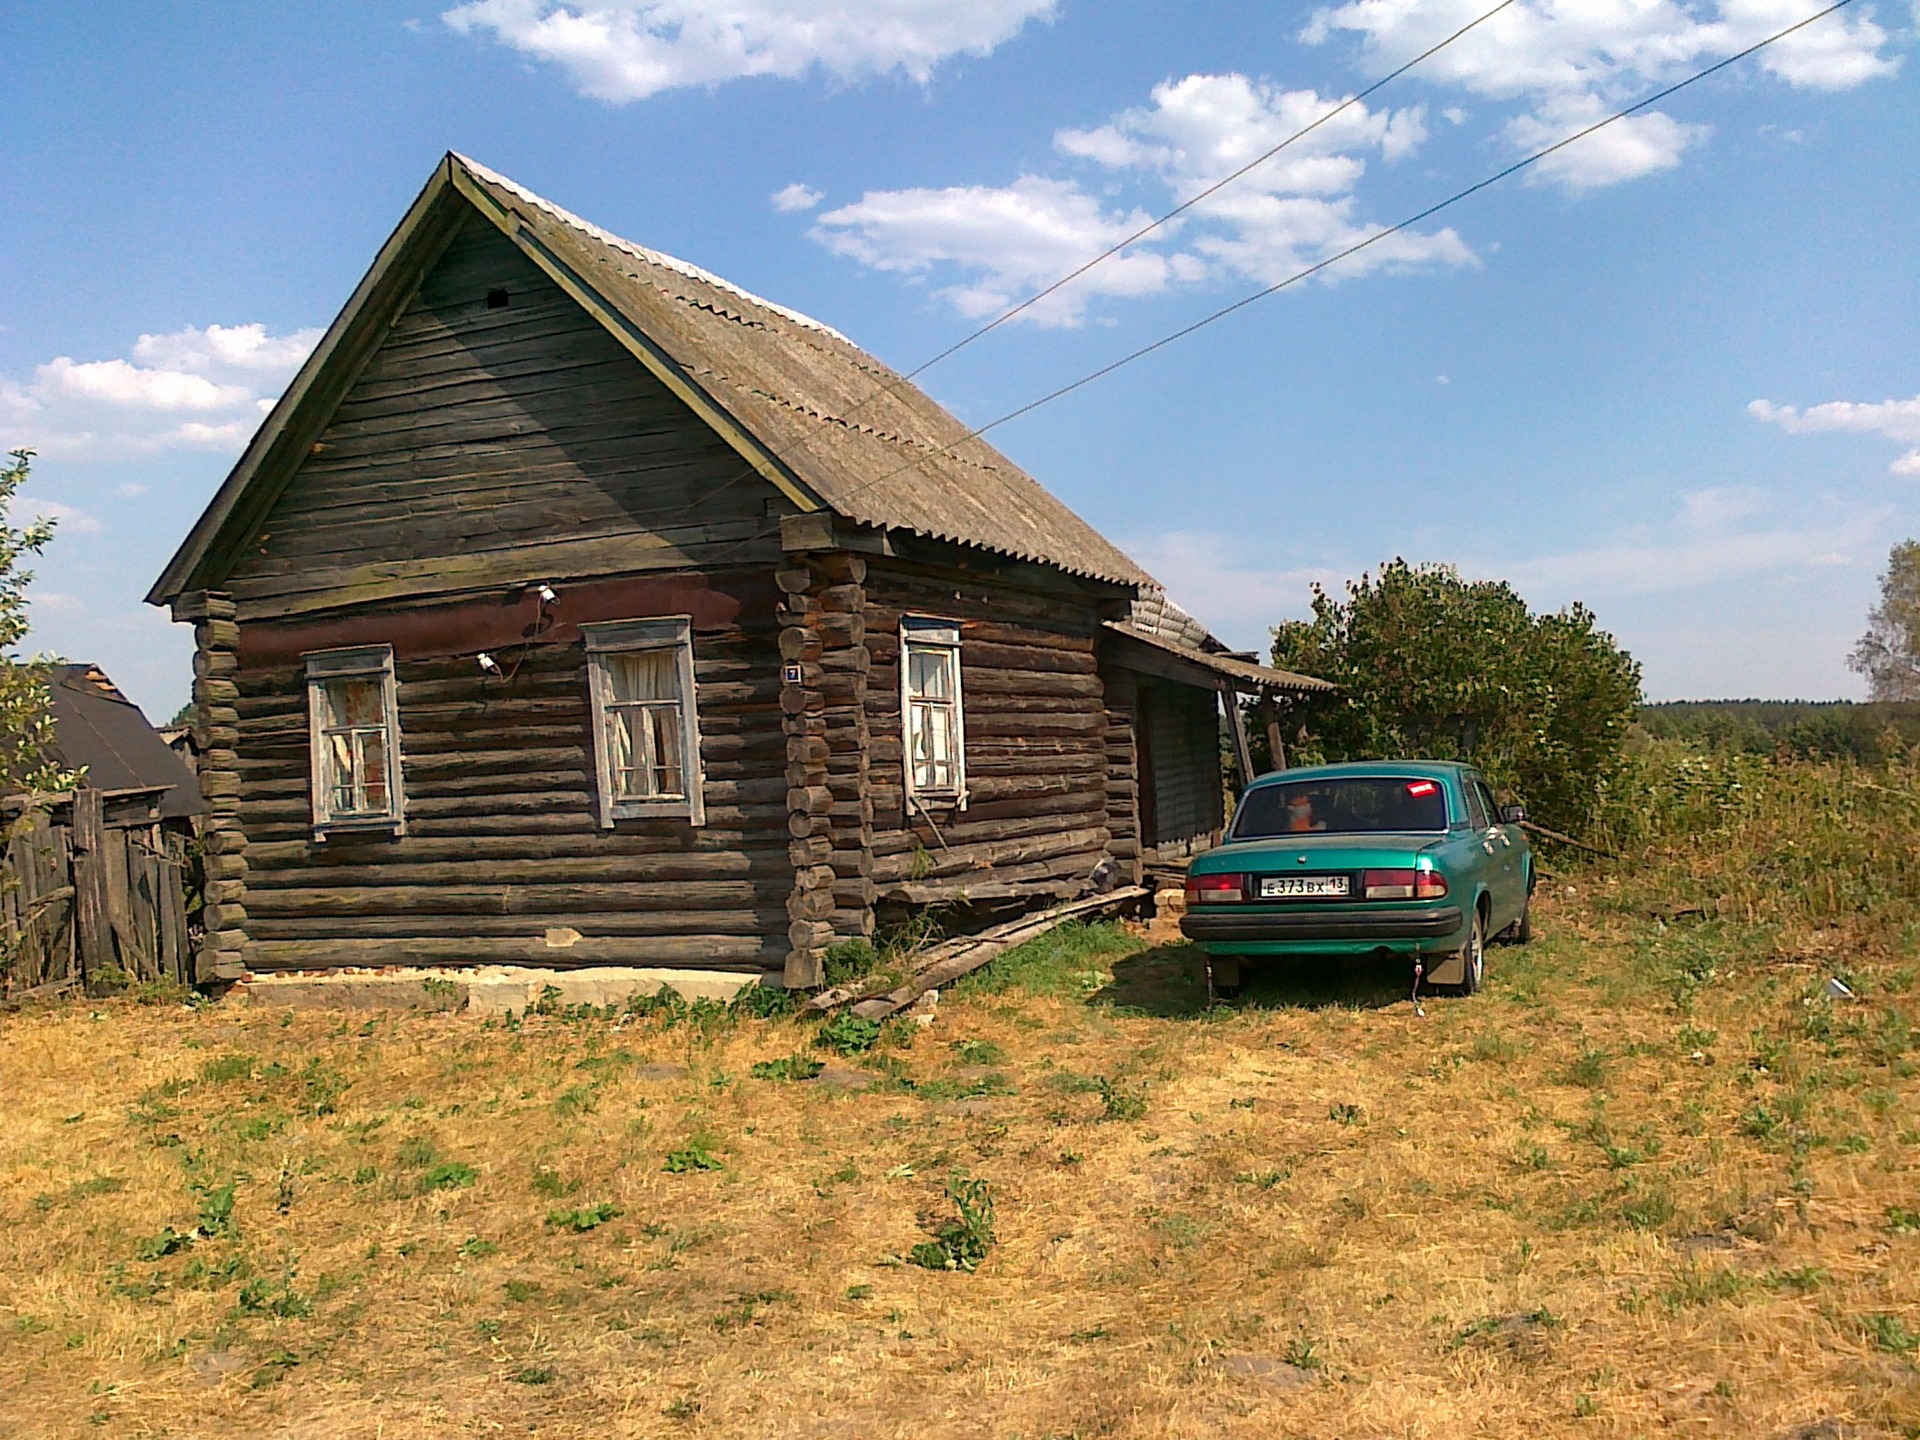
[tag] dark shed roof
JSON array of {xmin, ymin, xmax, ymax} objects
[{"xmin": 47, "ymin": 665, "xmax": 205, "ymax": 819}]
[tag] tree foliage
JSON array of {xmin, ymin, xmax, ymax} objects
[
  {"xmin": 1850, "ymin": 541, "xmax": 1920, "ymax": 702},
  {"xmin": 1269, "ymin": 559, "xmax": 1642, "ymax": 835},
  {"xmin": 0, "ymin": 450, "xmax": 79, "ymax": 796}
]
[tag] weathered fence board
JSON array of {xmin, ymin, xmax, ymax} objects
[{"xmin": 1, "ymin": 793, "xmax": 195, "ymax": 996}]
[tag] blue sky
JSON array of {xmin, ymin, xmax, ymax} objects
[{"xmin": 3, "ymin": 0, "xmax": 1916, "ymax": 719}]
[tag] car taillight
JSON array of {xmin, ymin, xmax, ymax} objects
[
  {"xmin": 1362, "ymin": 867, "xmax": 1448, "ymax": 900},
  {"xmin": 1186, "ymin": 873, "xmax": 1246, "ymax": 904}
]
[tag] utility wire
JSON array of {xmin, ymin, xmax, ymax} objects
[
  {"xmin": 601, "ymin": 0, "xmax": 1524, "ymax": 539},
  {"xmin": 797, "ymin": 0, "xmax": 1860, "ymax": 523},
  {"xmin": 895, "ymin": 0, "xmax": 1520, "ymax": 377}
]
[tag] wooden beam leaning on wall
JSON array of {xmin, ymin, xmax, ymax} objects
[{"xmin": 175, "ymin": 590, "xmax": 249, "ymax": 982}]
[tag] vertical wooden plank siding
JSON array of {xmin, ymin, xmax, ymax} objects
[{"xmin": 1137, "ymin": 679, "xmax": 1227, "ymax": 855}]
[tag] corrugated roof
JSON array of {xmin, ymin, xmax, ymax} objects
[
  {"xmin": 47, "ymin": 665, "xmax": 205, "ymax": 819},
  {"xmin": 1103, "ymin": 622, "xmax": 1334, "ymax": 695},
  {"xmin": 454, "ymin": 156, "xmax": 1151, "ymax": 589}
]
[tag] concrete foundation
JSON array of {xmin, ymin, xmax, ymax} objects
[{"xmin": 245, "ymin": 966, "xmax": 764, "ymax": 1015}]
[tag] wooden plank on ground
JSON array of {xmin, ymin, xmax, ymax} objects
[{"xmin": 815, "ymin": 887, "xmax": 1147, "ymax": 1021}]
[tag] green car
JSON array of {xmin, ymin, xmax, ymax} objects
[{"xmin": 1180, "ymin": 761, "xmax": 1533, "ymax": 996}]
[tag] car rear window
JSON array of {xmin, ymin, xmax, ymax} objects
[{"xmin": 1233, "ymin": 777, "xmax": 1449, "ymax": 838}]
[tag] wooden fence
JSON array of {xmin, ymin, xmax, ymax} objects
[{"xmin": 1, "ymin": 788, "xmax": 196, "ymax": 997}]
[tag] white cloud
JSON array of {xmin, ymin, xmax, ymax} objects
[
  {"xmin": 808, "ymin": 73, "xmax": 1472, "ymax": 325},
  {"xmin": 16, "ymin": 496, "xmax": 101, "ymax": 534},
  {"xmin": 1304, "ymin": 0, "xmax": 1898, "ymax": 191},
  {"xmin": 0, "ymin": 322, "xmax": 320, "ymax": 460},
  {"xmin": 770, "ymin": 181, "xmax": 824, "ymax": 213},
  {"xmin": 1120, "ymin": 528, "xmax": 1343, "ymax": 653},
  {"xmin": 1492, "ymin": 492, "xmax": 1885, "ymax": 596},
  {"xmin": 442, "ymin": 0, "xmax": 1055, "ymax": 102},
  {"xmin": 814, "ymin": 178, "xmax": 1176, "ymax": 324},
  {"xmin": 1749, "ymin": 392, "xmax": 1920, "ymax": 476}
]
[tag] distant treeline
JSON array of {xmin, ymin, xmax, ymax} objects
[{"xmin": 1639, "ymin": 700, "xmax": 1920, "ymax": 762}]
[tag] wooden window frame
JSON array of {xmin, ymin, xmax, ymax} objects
[
  {"xmin": 900, "ymin": 617, "xmax": 967, "ymax": 811},
  {"xmin": 304, "ymin": 644, "xmax": 405, "ymax": 840},
  {"xmin": 583, "ymin": 616, "xmax": 705, "ymax": 828}
]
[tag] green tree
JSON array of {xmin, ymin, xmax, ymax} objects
[
  {"xmin": 0, "ymin": 450, "xmax": 80, "ymax": 795},
  {"xmin": 1269, "ymin": 559, "xmax": 1641, "ymax": 835},
  {"xmin": 1850, "ymin": 540, "xmax": 1920, "ymax": 702}
]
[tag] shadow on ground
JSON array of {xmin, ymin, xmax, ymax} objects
[{"xmin": 1094, "ymin": 943, "xmax": 1415, "ymax": 1017}]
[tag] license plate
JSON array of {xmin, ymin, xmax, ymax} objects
[{"xmin": 1259, "ymin": 874, "xmax": 1349, "ymax": 899}]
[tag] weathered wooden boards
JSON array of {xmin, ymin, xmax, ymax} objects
[
  {"xmin": 0, "ymin": 797, "xmax": 191, "ymax": 996},
  {"xmin": 805, "ymin": 886, "xmax": 1147, "ymax": 1020},
  {"xmin": 223, "ymin": 216, "xmax": 791, "ymax": 620}
]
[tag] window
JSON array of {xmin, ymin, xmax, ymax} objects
[
  {"xmin": 304, "ymin": 645, "xmax": 404, "ymax": 837},
  {"xmin": 1233, "ymin": 777, "xmax": 1448, "ymax": 838},
  {"xmin": 901, "ymin": 618, "xmax": 966, "ymax": 808},
  {"xmin": 1463, "ymin": 776, "xmax": 1490, "ymax": 829},
  {"xmin": 583, "ymin": 617, "xmax": 704, "ymax": 826},
  {"xmin": 1474, "ymin": 778, "xmax": 1501, "ymax": 828}
]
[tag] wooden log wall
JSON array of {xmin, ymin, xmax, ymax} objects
[
  {"xmin": 229, "ymin": 576, "xmax": 791, "ymax": 975},
  {"xmin": 184, "ymin": 590, "xmax": 249, "ymax": 981},
  {"xmin": 862, "ymin": 558, "xmax": 1114, "ymax": 908},
  {"xmin": 777, "ymin": 551, "xmax": 874, "ymax": 987}
]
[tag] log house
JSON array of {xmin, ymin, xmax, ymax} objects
[{"xmin": 147, "ymin": 155, "xmax": 1327, "ymax": 989}]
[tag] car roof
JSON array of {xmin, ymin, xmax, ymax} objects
[{"xmin": 1243, "ymin": 760, "xmax": 1473, "ymax": 792}]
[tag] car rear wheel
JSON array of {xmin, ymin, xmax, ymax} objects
[
  {"xmin": 1508, "ymin": 896, "xmax": 1532, "ymax": 945},
  {"xmin": 1452, "ymin": 912, "xmax": 1485, "ymax": 996}
]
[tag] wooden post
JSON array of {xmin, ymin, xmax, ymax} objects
[
  {"xmin": 1259, "ymin": 694, "xmax": 1288, "ymax": 772},
  {"xmin": 71, "ymin": 788, "xmax": 112, "ymax": 986},
  {"xmin": 1223, "ymin": 684, "xmax": 1255, "ymax": 793}
]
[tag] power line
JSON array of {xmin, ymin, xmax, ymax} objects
[
  {"xmin": 805, "ymin": 0, "xmax": 1861, "ymax": 521},
  {"xmin": 894, "ymin": 0, "xmax": 1520, "ymax": 378},
  {"xmin": 573, "ymin": 0, "xmax": 1524, "ymax": 549}
]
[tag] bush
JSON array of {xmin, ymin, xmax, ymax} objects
[{"xmin": 1270, "ymin": 559, "xmax": 1640, "ymax": 835}]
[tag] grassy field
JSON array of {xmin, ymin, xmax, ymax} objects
[{"xmin": 3, "ymin": 759, "xmax": 1919, "ymax": 1437}]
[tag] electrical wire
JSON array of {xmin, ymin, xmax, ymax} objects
[
  {"xmin": 767, "ymin": 0, "xmax": 1862, "ymax": 529},
  {"xmin": 487, "ymin": 0, "xmax": 1525, "ymax": 561}
]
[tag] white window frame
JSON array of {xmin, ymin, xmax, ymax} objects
[
  {"xmin": 900, "ymin": 617, "xmax": 967, "ymax": 811},
  {"xmin": 304, "ymin": 644, "xmax": 405, "ymax": 840},
  {"xmin": 583, "ymin": 616, "xmax": 705, "ymax": 827}
]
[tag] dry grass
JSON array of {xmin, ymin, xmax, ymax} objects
[{"xmin": 2, "ymin": 890, "xmax": 1918, "ymax": 1438}]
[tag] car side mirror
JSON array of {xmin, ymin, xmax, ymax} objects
[{"xmin": 1499, "ymin": 804, "xmax": 1526, "ymax": 825}]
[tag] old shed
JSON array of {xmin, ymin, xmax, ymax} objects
[{"xmin": 147, "ymin": 153, "xmax": 1325, "ymax": 989}]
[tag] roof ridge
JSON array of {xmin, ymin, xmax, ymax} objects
[{"xmin": 452, "ymin": 153, "xmax": 854, "ymax": 345}]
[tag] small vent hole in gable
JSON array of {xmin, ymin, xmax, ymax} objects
[{"xmin": 486, "ymin": 288, "xmax": 510, "ymax": 309}]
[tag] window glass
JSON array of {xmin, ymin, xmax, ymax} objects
[
  {"xmin": 1233, "ymin": 777, "xmax": 1449, "ymax": 838},
  {"xmin": 306, "ymin": 648, "xmax": 401, "ymax": 833},
  {"xmin": 1475, "ymin": 779, "xmax": 1500, "ymax": 826},
  {"xmin": 582, "ymin": 618, "xmax": 703, "ymax": 825},
  {"xmin": 606, "ymin": 650, "xmax": 686, "ymax": 800},
  {"xmin": 1463, "ymin": 778, "xmax": 1489, "ymax": 829},
  {"xmin": 904, "ymin": 637, "xmax": 961, "ymax": 796}
]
